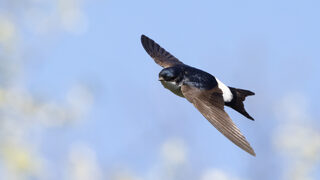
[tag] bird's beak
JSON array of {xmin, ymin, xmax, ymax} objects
[{"xmin": 158, "ymin": 77, "xmax": 164, "ymax": 81}]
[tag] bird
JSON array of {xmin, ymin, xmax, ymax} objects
[{"xmin": 141, "ymin": 34, "xmax": 256, "ymax": 156}]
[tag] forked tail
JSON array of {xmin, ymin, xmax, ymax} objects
[{"xmin": 225, "ymin": 87, "xmax": 255, "ymax": 120}]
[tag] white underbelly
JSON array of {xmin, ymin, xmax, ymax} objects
[{"xmin": 160, "ymin": 81, "xmax": 185, "ymax": 98}]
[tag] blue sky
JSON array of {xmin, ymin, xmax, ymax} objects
[{"xmin": 1, "ymin": 0, "xmax": 320, "ymax": 179}]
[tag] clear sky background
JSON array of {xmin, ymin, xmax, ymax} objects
[{"xmin": 0, "ymin": 0, "xmax": 319, "ymax": 180}]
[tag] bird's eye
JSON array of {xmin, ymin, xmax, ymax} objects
[
  {"xmin": 159, "ymin": 68, "xmax": 178, "ymax": 81},
  {"xmin": 165, "ymin": 72, "xmax": 174, "ymax": 80}
]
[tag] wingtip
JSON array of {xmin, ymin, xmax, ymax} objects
[
  {"xmin": 141, "ymin": 34, "xmax": 148, "ymax": 40},
  {"xmin": 246, "ymin": 144, "xmax": 256, "ymax": 156},
  {"xmin": 141, "ymin": 34, "xmax": 152, "ymax": 46},
  {"xmin": 250, "ymin": 150, "xmax": 256, "ymax": 157},
  {"xmin": 243, "ymin": 145, "xmax": 256, "ymax": 156}
]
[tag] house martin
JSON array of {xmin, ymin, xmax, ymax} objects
[{"xmin": 141, "ymin": 34, "xmax": 256, "ymax": 156}]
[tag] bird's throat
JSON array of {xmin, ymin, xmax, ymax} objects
[{"xmin": 160, "ymin": 81, "xmax": 185, "ymax": 98}]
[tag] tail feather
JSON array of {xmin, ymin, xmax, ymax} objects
[{"xmin": 225, "ymin": 87, "xmax": 255, "ymax": 120}]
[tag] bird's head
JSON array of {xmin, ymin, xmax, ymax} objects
[{"xmin": 158, "ymin": 67, "xmax": 183, "ymax": 83}]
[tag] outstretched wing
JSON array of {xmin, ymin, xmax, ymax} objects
[
  {"xmin": 141, "ymin": 34, "xmax": 184, "ymax": 68},
  {"xmin": 181, "ymin": 85, "xmax": 256, "ymax": 156}
]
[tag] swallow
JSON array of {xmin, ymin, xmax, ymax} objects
[{"xmin": 141, "ymin": 34, "xmax": 256, "ymax": 156}]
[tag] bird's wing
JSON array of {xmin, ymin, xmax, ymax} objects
[
  {"xmin": 141, "ymin": 34, "xmax": 184, "ymax": 68},
  {"xmin": 181, "ymin": 85, "xmax": 256, "ymax": 156}
]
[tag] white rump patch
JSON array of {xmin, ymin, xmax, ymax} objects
[{"xmin": 216, "ymin": 78, "xmax": 233, "ymax": 102}]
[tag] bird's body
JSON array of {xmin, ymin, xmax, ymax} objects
[
  {"xmin": 160, "ymin": 64, "xmax": 217, "ymax": 96},
  {"xmin": 141, "ymin": 34, "xmax": 256, "ymax": 156}
]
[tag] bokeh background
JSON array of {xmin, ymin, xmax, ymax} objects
[{"xmin": 0, "ymin": 0, "xmax": 319, "ymax": 179}]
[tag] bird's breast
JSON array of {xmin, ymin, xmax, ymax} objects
[{"xmin": 160, "ymin": 81, "xmax": 185, "ymax": 98}]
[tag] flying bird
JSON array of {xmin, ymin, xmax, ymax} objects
[{"xmin": 141, "ymin": 34, "xmax": 256, "ymax": 156}]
